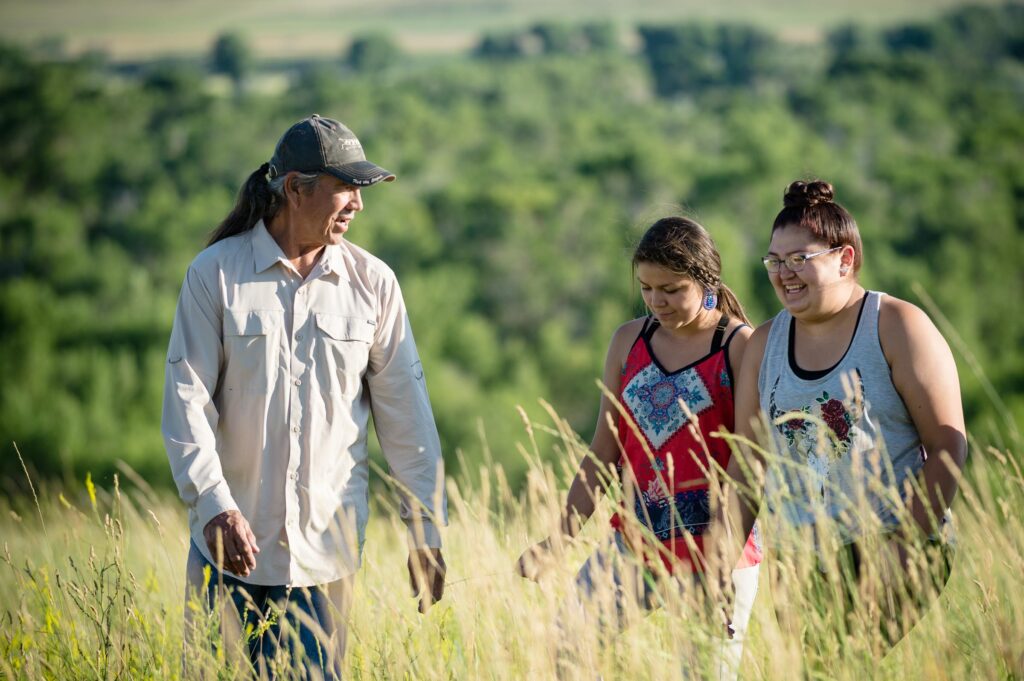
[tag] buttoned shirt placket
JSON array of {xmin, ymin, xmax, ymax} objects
[{"xmin": 282, "ymin": 257, "xmax": 331, "ymax": 571}]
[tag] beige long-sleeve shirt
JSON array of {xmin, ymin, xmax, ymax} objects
[{"xmin": 162, "ymin": 221, "xmax": 446, "ymax": 587}]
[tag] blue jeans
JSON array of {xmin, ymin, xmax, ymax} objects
[{"xmin": 186, "ymin": 541, "xmax": 351, "ymax": 680}]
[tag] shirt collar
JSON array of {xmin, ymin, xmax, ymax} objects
[
  {"xmin": 319, "ymin": 244, "xmax": 343, "ymax": 280},
  {"xmin": 252, "ymin": 220, "xmax": 349, "ymax": 282},
  {"xmin": 252, "ymin": 220, "xmax": 288, "ymax": 274}
]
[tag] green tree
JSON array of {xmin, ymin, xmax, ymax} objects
[
  {"xmin": 582, "ymin": 22, "xmax": 619, "ymax": 52},
  {"xmin": 346, "ymin": 33, "xmax": 400, "ymax": 72},
  {"xmin": 531, "ymin": 22, "xmax": 584, "ymax": 55},
  {"xmin": 209, "ymin": 32, "xmax": 252, "ymax": 88}
]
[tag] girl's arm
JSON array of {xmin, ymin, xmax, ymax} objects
[
  {"xmin": 879, "ymin": 296, "xmax": 968, "ymax": 537},
  {"xmin": 556, "ymin": 321, "xmax": 639, "ymax": 535},
  {"xmin": 517, "ymin": 320, "xmax": 640, "ymax": 578},
  {"xmin": 706, "ymin": 320, "xmax": 771, "ymax": 572}
]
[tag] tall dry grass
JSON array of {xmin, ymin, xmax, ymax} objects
[{"xmin": 1, "ymin": 402, "xmax": 1022, "ymax": 680}]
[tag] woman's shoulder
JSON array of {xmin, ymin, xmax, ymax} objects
[
  {"xmin": 875, "ymin": 291, "xmax": 942, "ymax": 360},
  {"xmin": 748, "ymin": 317, "xmax": 775, "ymax": 347},
  {"xmin": 728, "ymin": 317, "xmax": 775, "ymax": 372},
  {"xmin": 876, "ymin": 292, "xmax": 935, "ymax": 339},
  {"xmin": 877, "ymin": 291, "xmax": 927, "ymax": 321}
]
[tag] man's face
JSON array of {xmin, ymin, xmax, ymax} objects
[{"xmin": 293, "ymin": 174, "xmax": 364, "ymax": 248}]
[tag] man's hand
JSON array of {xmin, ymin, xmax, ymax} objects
[
  {"xmin": 203, "ymin": 510, "xmax": 260, "ymax": 578},
  {"xmin": 516, "ymin": 538, "xmax": 556, "ymax": 582},
  {"xmin": 408, "ymin": 548, "xmax": 446, "ymax": 613}
]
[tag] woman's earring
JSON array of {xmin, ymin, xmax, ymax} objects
[
  {"xmin": 703, "ymin": 289, "xmax": 717, "ymax": 311},
  {"xmin": 840, "ymin": 266, "xmax": 850, "ymax": 276}
]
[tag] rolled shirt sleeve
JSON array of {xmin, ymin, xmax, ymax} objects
[
  {"xmin": 367, "ymin": 275, "xmax": 448, "ymax": 550},
  {"xmin": 161, "ymin": 265, "xmax": 239, "ymax": 532}
]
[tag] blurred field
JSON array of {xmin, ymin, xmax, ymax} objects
[
  {"xmin": 2, "ymin": 408, "xmax": 1023, "ymax": 680},
  {"xmin": 0, "ymin": 0, "xmax": 1009, "ymax": 58}
]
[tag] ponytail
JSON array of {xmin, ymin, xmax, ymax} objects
[
  {"xmin": 208, "ymin": 163, "xmax": 281, "ymax": 246},
  {"xmin": 716, "ymin": 283, "xmax": 750, "ymax": 326}
]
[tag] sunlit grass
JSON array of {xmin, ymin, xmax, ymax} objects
[{"xmin": 2, "ymin": 407, "xmax": 1023, "ymax": 679}]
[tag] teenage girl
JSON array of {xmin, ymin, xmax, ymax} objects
[{"xmin": 519, "ymin": 217, "xmax": 762, "ymax": 679}]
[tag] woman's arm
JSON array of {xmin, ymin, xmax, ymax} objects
[{"xmin": 879, "ymin": 297, "xmax": 968, "ymax": 536}]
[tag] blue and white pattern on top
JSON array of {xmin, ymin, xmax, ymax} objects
[
  {"xmin": 622, "ymin": 364, "xmax": 713, "ymax": 449},
  {"xmin": 634, "ymin": 489, "xmax": 712, "ymax": 539}
]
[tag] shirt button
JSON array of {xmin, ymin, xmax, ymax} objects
[
  {"xmin": 294, "ymin": 378, "xmax": 301, "ymax": 386},
  {"xmin": 295, "ymin": 333, "xmax": 303, "ymax": 341},
  {"xmin": 292, "ymin": 426, "xmax": 300, "ymax": 433}
]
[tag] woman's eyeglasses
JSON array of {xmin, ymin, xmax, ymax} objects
[{"xmin": 761, "ymin": 246, "xmax": 842, "ymax": 273}]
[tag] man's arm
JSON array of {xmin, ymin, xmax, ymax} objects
[
  {"xmin": 516, "ymin": 319, "xmax": 637, "ymax": 580},
  {"xmin": 366, "ymin": 273, "xmax": 446, "ymax": 610},
  {"xmin": 162, "ymin": 265, "xmax": 258, "ymax": 577}
]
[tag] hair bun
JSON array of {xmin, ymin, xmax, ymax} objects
[{"xmin": 783, "ymin": 180, "xmax": 834, "ymax": 208}]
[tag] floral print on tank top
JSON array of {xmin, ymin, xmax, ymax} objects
[{"xmin": 767, "ymin": 369, "xmax": 870, "ymax": 503}]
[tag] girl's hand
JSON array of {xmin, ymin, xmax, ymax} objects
[{"xmin": 517, "ymin": 538, "xmax": 556, "ymax": 581}]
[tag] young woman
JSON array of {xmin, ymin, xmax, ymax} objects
[
  {"xmin": 519, "ymin": 217, "xmax": 762, "ymax": 679},
  {"xmin": 715, "ymin": 179, "xmax": 967, "ymax": 652}
]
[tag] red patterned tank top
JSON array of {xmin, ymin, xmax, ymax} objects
[{"xmin": 610, "ymin": 315, "xmax": 762, "ymax": 573}]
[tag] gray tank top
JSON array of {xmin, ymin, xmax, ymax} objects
[{"xmin": 758, "ymin": 291, "xmax": 924, "ymax": 546}]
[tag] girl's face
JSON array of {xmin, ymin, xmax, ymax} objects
[
  {"xmin": 636, "ymin": 262, "xmax": 707, "ymax": 331},
  {"xmin": 766, "ymin": 225, "xmax": 854, "ymax": 319}
]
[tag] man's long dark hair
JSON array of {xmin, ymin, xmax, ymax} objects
[{"xmin": 208, "ymin": 163, "xmax": 282, "ymax": 246}]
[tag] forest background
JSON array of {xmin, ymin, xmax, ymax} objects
[{"xmin": 0, "ymin": 0, "xmax": 1022, "ymax": 495}]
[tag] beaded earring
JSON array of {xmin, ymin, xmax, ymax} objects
[{"xmin": 702, "ymin": 289, "xmax": 717, "ymax": 311}]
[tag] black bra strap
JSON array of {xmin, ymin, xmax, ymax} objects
[
  {"xmin": 710, "ymin": 315, "xmax": 730, "ymax": 354},
  {"xmin": 723, "ymin": 323, "xmax": 748, "ymax": 349},
  {"xmin": 640, "ymin": 315, "xmax": 660, "ymax": 341}
]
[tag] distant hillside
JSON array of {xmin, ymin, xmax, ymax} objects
[{"xmin": 0, "ymin": 0, "xmax": 1010, "ymax": 60}]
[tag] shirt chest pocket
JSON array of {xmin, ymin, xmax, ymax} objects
[
  {"xmin": 314, "ymin": 313, "xmax": 375, "ymax": 397},
  {"xmin": 222, "ymin": 309, "xmax": 281, "ymax": 394}
]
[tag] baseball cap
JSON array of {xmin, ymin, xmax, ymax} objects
[{"xmin": 268, "ymin": 114, "xmax": 396, "ymax": 187}]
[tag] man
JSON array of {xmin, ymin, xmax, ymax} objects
[{"xmin": 162, "ymin": 114, "xmax": 447, "ymax": 679}]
